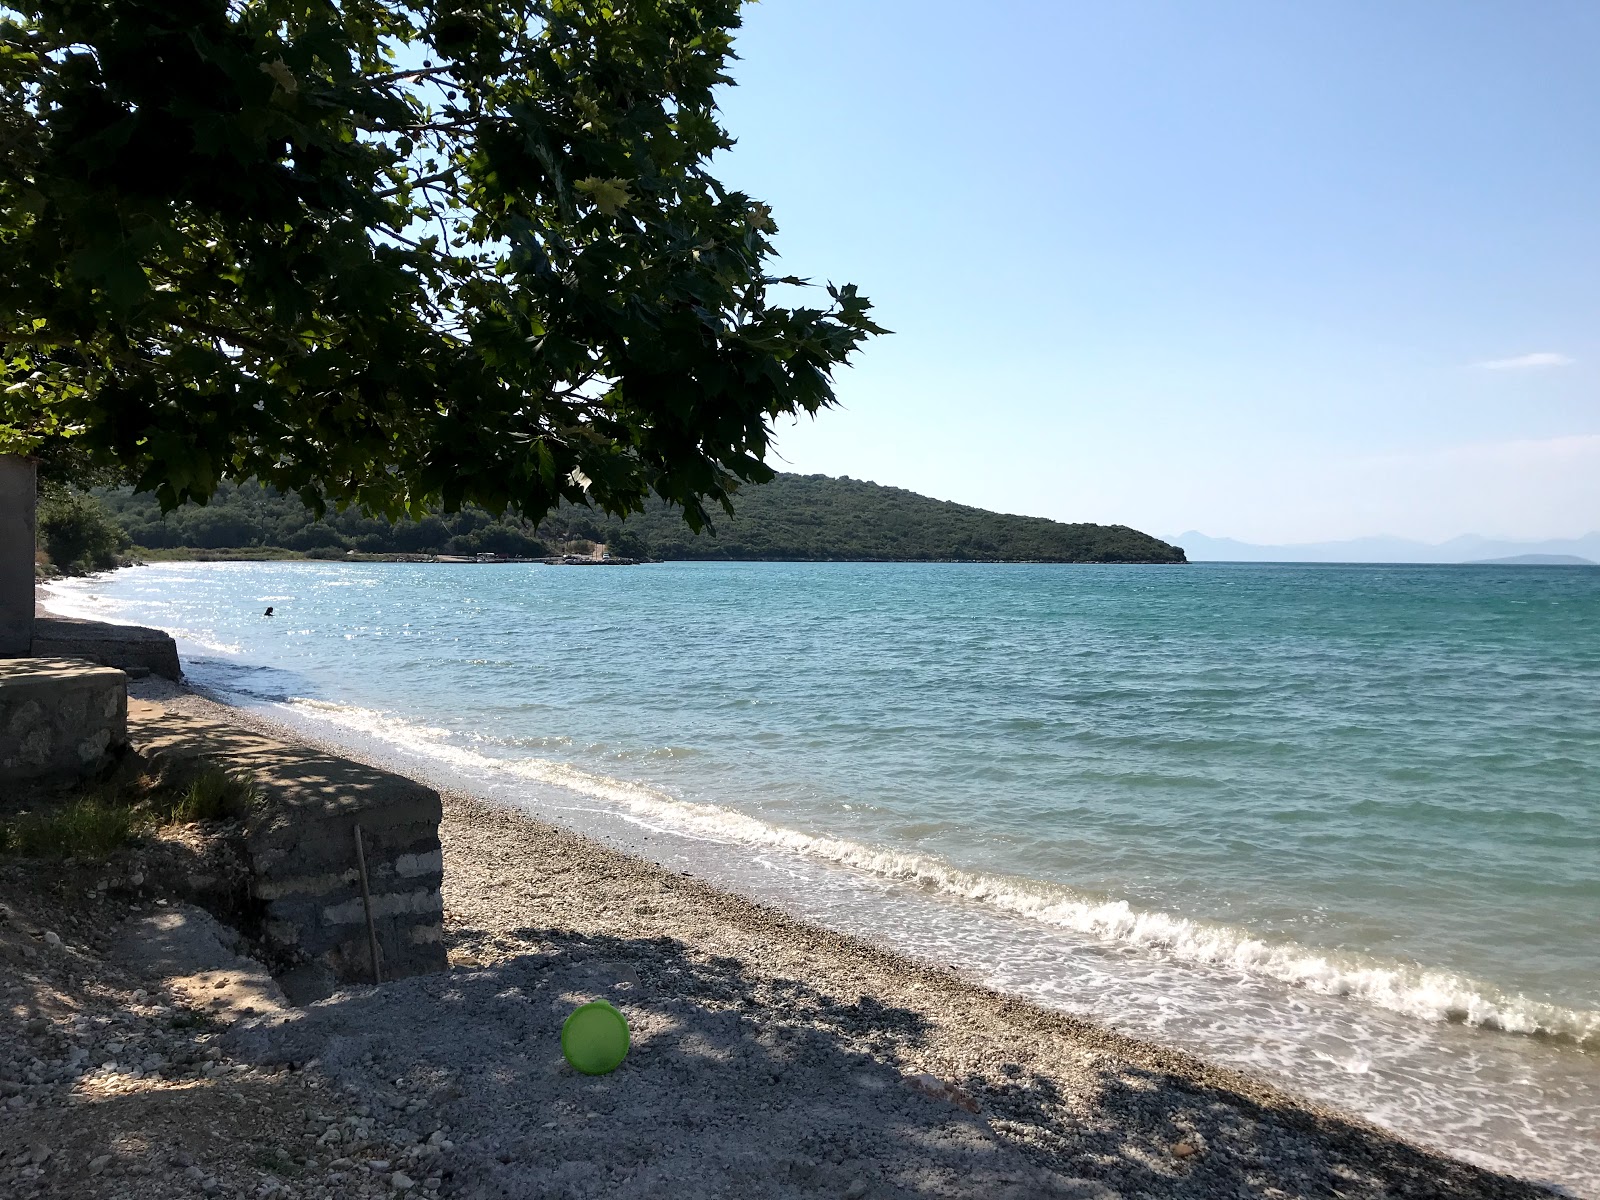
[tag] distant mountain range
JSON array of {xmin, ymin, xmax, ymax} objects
[{"xmin": 1169, "ymin": 531, "xmax": 1600, "ymax": 565}]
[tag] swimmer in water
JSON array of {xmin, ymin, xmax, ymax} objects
[{"xmin": 263, "ymin": 606, "xmax": 274, "ymax": 617}]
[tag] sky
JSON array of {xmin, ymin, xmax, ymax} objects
[{"xmin": 710, "ymin": 1, "xmax": 1600, "ymax": 543}]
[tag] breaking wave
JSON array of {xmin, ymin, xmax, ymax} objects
[{"xmin": 266, "ymin": 695, "xmax": 1600, "ymax": 1049}]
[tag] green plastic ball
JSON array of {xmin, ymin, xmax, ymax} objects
[{"xmin": 561, "ymin": 1000, "xmax": 631, "ymax": 1075}]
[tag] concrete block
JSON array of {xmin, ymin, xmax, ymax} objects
[
  {"xmin": 129, "ymin": 705, "xmax": 447, "ymax": 987},
  {"xmin": 0, "ymin": 455, "xmax": 35, "ymax": 657},
  {"xmin": 32, "ymin": 615, "xmax": 182, "ymax": 681},
  {"xmin": 0, "ymin": 657, "xmax": 127, "ymax": 783}
]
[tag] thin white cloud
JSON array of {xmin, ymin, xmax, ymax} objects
[{"xmin": 1473, "ymin": 351, "xmax": 1574, "ymax": 370}]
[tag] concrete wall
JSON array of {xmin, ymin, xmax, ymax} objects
[
  {"xmin": 0, "ymin": 657, "xmax": 128, "ymax": 784},
  {"xmin": 32, "ymin": 616, "xmax": 182, "ymax": 681},
  {"xmin": 132, "ymin": 707, "xmax": 447, "ymax": 997},
  {"xmin": 0, "ymin": 455, "xmax": 36, "ymax": 657}
]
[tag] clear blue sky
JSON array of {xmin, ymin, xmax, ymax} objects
[{"xmin": 712, "ymin": 1, "xmax": 1599, "ymax": 543}]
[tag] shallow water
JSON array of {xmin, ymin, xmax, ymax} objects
[{"xmin": 47, "ymin": 560, "xmax": 1600, "ymax": 1193}]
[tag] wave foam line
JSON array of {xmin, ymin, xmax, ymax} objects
[
  {"xmin": 40, "ymin": 581, "xmax": 246, "ymax": 655},
  {"xmin": 273, "ymin": 696, "xmax": 1600, "ymax": 1048}
]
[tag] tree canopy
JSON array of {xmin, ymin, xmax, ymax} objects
[{"xmin": 0, "ymin": 0, "xmax": 882, "ymax": 528}]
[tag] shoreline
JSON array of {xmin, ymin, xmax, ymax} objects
[{"xmin": 124, "ymin": 679, "xmax": 1559, "ymax": 1199}]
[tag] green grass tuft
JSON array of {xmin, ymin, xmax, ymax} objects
[
  {"xmin": 161, "ymin": 766, "xmax": 260, "ymax": 824},
  {"xmin": 1, "ymin": 763, "xmax": 263, "ymax": 863},
  {"xmin": 1, "ymin": 794, "xmax": 136, "ymax": 858}
]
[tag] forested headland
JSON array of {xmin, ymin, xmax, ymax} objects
[{"xmin": 89, "ymin": 474, "xmax": 1185, "ymax": 565}]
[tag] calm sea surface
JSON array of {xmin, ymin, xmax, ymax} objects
[{"xmin": 47, "ymin": 561, "xmax": 1600, "ymax": 1193}]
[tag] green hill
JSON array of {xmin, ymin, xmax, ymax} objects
[{"xmin": 99, "ymin": 474, "xmax": 1185, "ymax": 564}]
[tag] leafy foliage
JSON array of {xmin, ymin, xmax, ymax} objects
[
  {"xmin": 102, "ymin": 474, "xmax": 1187, "ymax": 563},
  {"xmin": 36, "ymin": 486, "xmax": 128, "ymax": 572},
  {"xmin": 103, "ymin": 477, "xmax": 551, "ymax": 555},
  {"xmin": 1, "ymin": 0, "xmax": 883, "ymax": 527}
]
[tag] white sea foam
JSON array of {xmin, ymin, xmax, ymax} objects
[
  {"xmin": 267, "ymin": 694, "xmax": 1600, "ymax": 1049},
  {"xmin": 39, "ymin": 583, "xmax": 245, "ymax": 655},
  {"xmin": 38, "ymin": 580, "xmax": 118, "ymax": 622}
]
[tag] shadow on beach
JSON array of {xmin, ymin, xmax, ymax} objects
[{"xmin": 217, "ymin": 923, "xmax": 1554, "ymax": 1200}]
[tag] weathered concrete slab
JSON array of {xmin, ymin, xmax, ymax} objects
[
  {"xmin": 113, "ymin": 902, "xmax": 287, "ymax": 1019},
  {"xmin": 129, "ymin": 705, "xmax": 446, "ymax": 993},
  {"xmin": 0, "ymin": 656, "xmax": 127, "ymax": 784},
  {"xmin": 0, "ymin": 455, "xmax": 35, "ymax": 657},
  {"xmin": 32, "ymin": 614, "xmax": 182, "ymax": 680}
]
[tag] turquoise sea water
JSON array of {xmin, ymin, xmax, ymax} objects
[{"xmin": 47, "ymin": 561, "xmax": 1600, "ymax": 1192}]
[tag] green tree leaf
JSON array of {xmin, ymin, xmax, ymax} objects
[{"xmin": 0, "ymin": 0, "xmax": 884, "ymax": 527}]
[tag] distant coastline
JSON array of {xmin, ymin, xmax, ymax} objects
[
  {"xmin": 1173, "ymin": 529, "xmax": 1600, "ymax": 564},
  {"xmin": 95, "ymin": 473, "xmax": 1187, "ymax": 566}
]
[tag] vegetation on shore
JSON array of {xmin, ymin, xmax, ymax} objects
[
  {"xmin": 0, "ymin": 765, "xmax": 259, "ymax": 859},
  {"xmin": 80, "ymin": 474, "xmax": 1185, "ymax": 565}
]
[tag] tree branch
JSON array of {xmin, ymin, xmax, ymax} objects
[{"xmin": 376, "ymin": 168, "xmax": 458, "ymax": 198}]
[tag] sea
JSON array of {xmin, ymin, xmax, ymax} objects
[{"xmin": 43, "ymin": 560, "xmax": 1600, "ymax": 1195}]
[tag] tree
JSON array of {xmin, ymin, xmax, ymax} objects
[
  {"xmin": 36, "ymin": 487, "xmax": 127, "ymax": 573},
  {"xmin": 0, "ymin": 0, "xmax": 883, "ymax": 529}
]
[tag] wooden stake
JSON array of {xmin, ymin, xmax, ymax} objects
[{"xmin": 353, "ymin": 823, "xmax": 382, "ymax": 984}]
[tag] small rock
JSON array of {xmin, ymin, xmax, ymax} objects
[
  {"xmin": 88, "ymin": 1154, "xmax": 113, "ymax": 1175},
  {"xmin": 391, "ymin": 1171, "xmax": 415, "ymax": 1191},
  {"xmin": 130, "ymin": 872, "xmax": 145, "ymax": 886},
  {"xmin": 29, "ymin": 1144, "xmax": 51, "ymax": 1166},
  {"xmin": 426, "ymin": 1132, "xmax": 445, "ymax": 1148},
  {"xmin": 844, "ymin": 1180, "xmax": 868, "ymax": 1200},
  {"xmin": 1172, "ymin": 1141, "xmax": 1198, "ymax": 1159}
]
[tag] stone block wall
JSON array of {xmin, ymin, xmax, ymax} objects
[
  {"xmin": 0, "ymin": 657, "xmax": 128, "ymax": 784},
  {"xmin": 246, "ymin": 771, "xmax": 445, "ymax": 991},
  {"xmin": 131, "ymin": 706, "xmax": 446, "ymax": 996}
]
